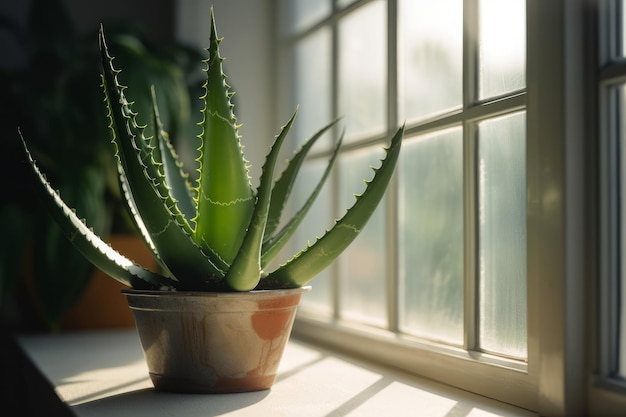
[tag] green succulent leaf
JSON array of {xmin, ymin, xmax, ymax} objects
[
  {"xmin": 263, "ymin": 118, "xmax": 339, "ymax": 243},
  {"xmin": 18, "ymin": 131, "xmax": 174, "ymax": 290},
  {"xmin": 194, "ymin": 9, "xmax": 254, "ymax": 266},
  {"xmin": 264, "ymin": 125, "xmax": 404, "ymax": 288},
  {"xmin": 225, "ymin": 111, "xmax": 297, "ymax": 291},
  {"xmin": 100, "ymin": 26, "xmax": 225, "ymax": 288},
  {"xmin": 261, "ymin": 127, "xmax": 344, "ymax": 268},
  {"xmin": 149, "ymin": 86, "xmax": 197, "ymax": 226},
  {"xmin": 108, "ymin": 33, "xmax": 191, "ymax": 141}
]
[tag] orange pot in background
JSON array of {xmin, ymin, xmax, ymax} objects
[{"xmin": 61, "ymin": 235, "xmax": 158, "ymax": 330}]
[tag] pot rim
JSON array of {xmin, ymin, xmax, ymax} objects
[{"xmin": 121, "ymin": 285, "xmax": 311, "ymax": 299}]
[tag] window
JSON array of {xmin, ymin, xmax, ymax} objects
[{"xmin": 277, "ymin": 0, "xmax": 534, "ymax": 410}]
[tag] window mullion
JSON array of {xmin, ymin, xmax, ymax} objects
[
  {"xmin": 599, "ymin": 81, "xmax": 626, "ymax": 381},
  {"xmin": 605, "ymin": 86, "xmax": 621, "ymax": 376},
  {"xmin": 331, "ymin": 15, "xmax": 341, "ymax": 320},
  {"xmin": 463, "ymin": 0, "xmax": 480, "ymax": 108},
  {"xmin": 463, "ymin": 125, "xmax": 479, "ymax": 352},
  {"xmin": 463, "ymin": 0, "xmax": 480, "ymax": 353},
  {"xmin": 386, "ymin": 0, "xmax": 400, "ymax": 332}
]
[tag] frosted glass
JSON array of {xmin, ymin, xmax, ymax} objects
[
  {"xmin": 338, "ymin": 146, "xmax": 388, "ymax": 327},
  {"xmin": 478, "ymin": 0, "xmax": 526, "ymax": 99},
  {"xmin": 291, "ymin": 28, "xmax": 332, "ymax": 149},
  {"xmin": 399, "ymin": 0, "xmax": 462, "ymax": 122},
  {"xmin": 284, "ymin": 160, "xmax": 334, "ymax": 315},
  {"xmin": 399, "ymin": 129, "xmax": 464, "ymax": 345},
  {"xmin": 478, "ymin": 112, "xmax": 527, "ymax": 358},
  {"xmin": 338, "ymin": 1, "xmax": 386, "ymax": 141},
  {"xmin": 283, "ymin": 0, "xmax": 331, "ymax": 34}
]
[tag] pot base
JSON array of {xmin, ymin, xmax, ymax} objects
[{"xmin": 150, "ymin": 372, "xmax": 276, "ymax": 394}]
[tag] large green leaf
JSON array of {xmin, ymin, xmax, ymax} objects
[
  {"xmin": 264, "ymin": 125, "xmax": 404, "ymax": 288},
  {"xmin": 194, "ymin": 9, "xmax": 254, "ymax": 266},
  {"xmin": 100, "ymin": 26, "xmax": 225, "ymax": 288},
  {"xmin": 107, "ymin": 33, "xmax": 191, "ymax": 141},
  {"xmin": 225, "ymin": 111, "xmax": 297, "ymax": 291},
  {"xmin": 261, "ymin": 127, "xmax": 344, "ymax": 268},
  {"xmin": 33, "ymin": 164, "xmax": 106, "ymax": 328},
  {"xmin": 148, "ymin": 87, "xmax": 232, "ymax": 275},
  {"xmin": 18, "ymin": 131, "xmax": 174, "ymax": 290},
  {"xmin": 149, "ymin": 86, "xmax": 196, "ymax": 226},
  {"xmin": 263, "ymin": 118, "xmax": 339, "ymax": 242}
]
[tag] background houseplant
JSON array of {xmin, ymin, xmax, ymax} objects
[
  {"xmin": 0, "ymin": 0, "xmax": 202, "ymax": 331},
  {"xmin": 18, "ymin": 8, "xmax": 404, "ymax": 392}
]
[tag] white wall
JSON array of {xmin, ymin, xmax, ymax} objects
[{"xmin": 175, "ymin": 0, "xmax": 276, "ymax": 185}]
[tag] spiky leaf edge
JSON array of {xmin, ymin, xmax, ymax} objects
[
  {"xmin": 193, "ymin": 7, "xmax": 254, "ymax": 266},
  {"xmin": 149, "ymin": 86, "xmax": 197, "ymax": 226},
  {"xmin": 263, "ymin": 125, "xmax": 404, "ymax": 289},
  {"xmin": 263, "ymin": 117, "xmax": 339, "ymax": 242},
  {"xmin": 225, "ymin": 110, "xmax": 297, "ymax": 291},
  {"xmin": 100, "ymin": 26, "xmax": 226, "ymax": 289},
  {"xmin": 261, "ymin": 128, "xmax": 344, "ymax": 268},
  {"xmin": 18, "ymin": 130, "xmax": 174, "ymax": 290},
  {"xmin": 148, "ymin": 87, "xmax": 230, "ymax": 274}
]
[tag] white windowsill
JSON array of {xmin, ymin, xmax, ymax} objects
[{"xmin": 16, "ymin": 328, "xmax": 537, "ymax": 416}]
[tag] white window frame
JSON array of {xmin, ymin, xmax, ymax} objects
[{"xmin": 525, "ymin": 0, "xmax": 587, "ymax": 413}]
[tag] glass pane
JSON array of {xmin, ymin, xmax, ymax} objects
[
  {"xmin": 291, "ymin": 28, "xmax": 333, "ymax": 149},
  {"xmin": 478, "ymin": 0, "xmax": 526, "ymax": 99},
  {"xmin": 399, "ymin": 128, "xmax": 464, "ymax": 345},
  {"xmin": 282, "ymin": 160, "xmax": 335, "ymax": 315},
  {"xmin": 618, "ymin": 85, "xmax": 626, "ymax": 378},
  {"xmin": 282, "ymin": 0, "xmax": 331, "ymax": 34},
  {"xmin": 338, "ymin": 1, "xmax": 386, "ymax": 141},
  {"xmin": 478, "ymin": 112, "xmax": 527, "ymax": 359},
  {"xmin": 338, "ymin": 146, "xmax": 388, "ymax": 327},
  {"xmin": 399, "ymin": 0, "xmax": 462, "ymax": 122}
]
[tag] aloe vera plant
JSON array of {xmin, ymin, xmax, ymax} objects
[{"xmin": 19, "ymin": 9, "xmax": 403, "ymax": 292}]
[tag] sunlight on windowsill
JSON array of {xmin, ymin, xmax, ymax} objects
[{"xmin": 17, "ymin": 329, "xmax": 536, "ymax": 417}]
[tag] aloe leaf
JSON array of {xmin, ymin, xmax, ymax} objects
[
  {"xmin": 100, "ymin": 26, "xmax": 225, "ymax": 287},
  {"xmin": 225, "ymin": 111, "xmax": 297, "ymax": 291},
  {"xmin": 261, "ymin": 129, "xmax": 344, "ymax": 268},
  {"xmin": 194, "ymin": 8, "xmax": 254, "ymax": 265},
  {"xmin": 263, "ymin": 118, "xmax": 339, "ymax": 242},
  {"xmin": 149, "ymin": 86, "xmax": 197, "ymax": 225},
  {"xmin": 265, "ymin": 126, "xmax": 404, "ymax": 288},
  {"xmin": 18, "ymin": 131, "xmax": 174, "ymax": 290}
]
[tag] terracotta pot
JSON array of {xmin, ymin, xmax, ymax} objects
[{"xmin": 123, "ymin": 286, "xmax": 310, "ymax": 393}]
